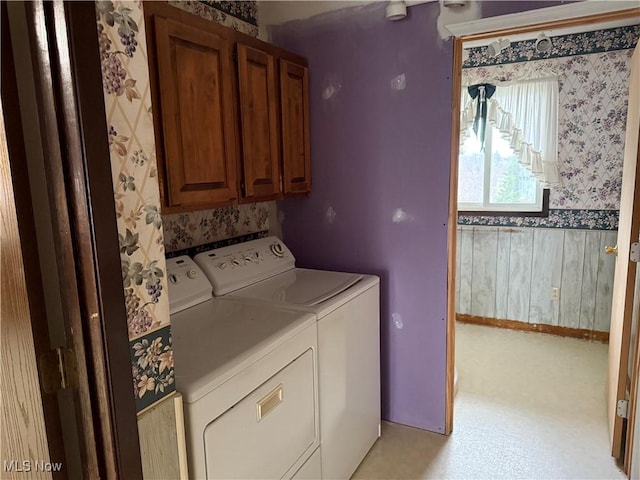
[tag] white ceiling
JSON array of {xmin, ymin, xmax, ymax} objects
[{"xmin": 257, "ymin": 0, "xmax": 376, "ymax": 29}]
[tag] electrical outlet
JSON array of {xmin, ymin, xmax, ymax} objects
[{"xmin": 551, "ymin": 287, "xmax": 560, "ymax": 301}]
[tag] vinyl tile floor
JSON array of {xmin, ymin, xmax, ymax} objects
[{"xmin": 352, "ymin": 323, "xmax": 625, "ymax": 480}]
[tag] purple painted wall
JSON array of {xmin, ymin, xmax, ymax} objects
[{"xmin": 270, "ymin": 1, "xmax": 568, "ymax": 432}]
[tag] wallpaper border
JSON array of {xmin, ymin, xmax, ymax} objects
[
  {"xmin": 166, "ymin": 230, "xmax": 269, "ymax": 259},
  {"xmin": 458, "ymin": 209, "xmax": 619, "ymax": 230},
  {"xmin": 131, "ymin": 324, "xmax": 175, "ymax": 414},
  {"xmin": 198, "ymin": 0, "xmax": 257, "ymax": 26},
  {"xmin": 463, "ymin": 24, "xmax": 640, "ymax": 68}
]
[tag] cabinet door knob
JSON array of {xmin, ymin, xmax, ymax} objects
[{"xmin": 605, "ymin": 245, "xmax": 618, "ymax": 255}]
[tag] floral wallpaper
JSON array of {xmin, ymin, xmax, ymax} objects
[
  {"xmin": 163, "ymin": 203, "xmax": 269, "ymax": 253},
  {"xmin": 132, "ymin": 327, "xmax": 175, "ymax": 412},
  {"xmin": 96, "ymin": 0, "xmax": 261, "ymax": 413},
  {"xmin": 463, "ymin": 25, "xmax": 640, "ymax": 68},
  {"xmin": 458, "ymin": 209, "xmax": 619, "ymax": 231},
  {"xmin": 169, "ymin": 0, "xmax": 258, "ymax": 36},
  {"xmin": 460, "ymin": 25, "xmax": 639, "ymax": 229},
  {"xmin": 97, "ymin": 1, "xmax": 169, "ymax": 339},
  {"xmin": 166, "ymin": 231, "xmax": 269, "ymax": 260}
]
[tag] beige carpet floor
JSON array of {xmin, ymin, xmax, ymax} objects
[{"xmin": 352, "ymin": 323, "xmax": 625, "ymax": 479}]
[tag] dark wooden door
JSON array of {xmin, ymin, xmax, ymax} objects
[
  {"xmin": 1, "ymin": 17, "xmax": 58, "ymax": 480},
  {"xmin": 237, "ymin": 44, "xmax": 281, "ymax": 201},
  {"xmin": 3, "ymin": 2, "xmax": 142, "ymax": 478},
  {"xmin": 280, "ymin": 59, "xmax": 311, "ymax": 195},
  {"xmin": 153, "ymin": 15, "xmax": 238, "ymax": 209}
]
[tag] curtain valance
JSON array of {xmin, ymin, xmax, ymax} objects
[{"xmin": 461, "ymin": 77, "xmax": 561, "ymax": 187}]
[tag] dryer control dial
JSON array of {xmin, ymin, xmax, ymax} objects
[
  {"xmin": 187, "ymin": 269, "xmax": 198, "ymax": 279},
  {"xmin": 270, "ymin": 242, "xmax": 284, "ymax": 258}
]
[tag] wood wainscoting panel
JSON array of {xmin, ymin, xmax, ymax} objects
[
  {"xmin": 580, "ymin": 232, "xmax": 601, "ymax": 332},
  {"xmin": 560, "ymin": 230, "xmax": 587, "ymax": 329},
  {"xmin": 138, "ymin": 393, "xmax": 188, "ymax": 479},
  {"xmin": 595, "ymin": 230, "xmax": 618, "ymax": 332},
  {"xmin": 458, "ymin": 227, "xmax": 474, "ymax": 315},
  {"xmin": 456, "ymin": 226, "xmax": 617, "ymax": 334},
  {"xmin": 495, "ymin": 229, "xmax": 512, "ymax": 320},
  {"xmin": 529, "ymin": 229, "xmax": 565, "ymax": 326},
  {"xmin": 470, "ymin": 228, "xmax": 498, "ymax": 318},
  {"xmin": 506, "ymin": 228, "xmax": 534, "ymax": 322}
]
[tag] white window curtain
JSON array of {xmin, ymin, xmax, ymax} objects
[{"xmin": 461, "ymin": 77, "xmax": 561, "ymax": 187}]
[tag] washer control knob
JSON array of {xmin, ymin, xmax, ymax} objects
[
  {"xmin": 244, "ymin": 256, "xmax": 253, "ymax": 263},
  {"xmin": 187, "ymin": 269, "xmax": 198, "ymax": 279},
  {"xmin": 270, "ymin": 243, "xmax": 284, "ymax": 257},
  {"xmin": 232, "ymin": 259, "xmax": 242, "ymax": 267},
  {"xmin": 169, "ymin": 274, "xmax": 178, "ymax": 284},
  {"xmin": 217, "ymin": 262, "xmax": 228, "ymax": 270}
]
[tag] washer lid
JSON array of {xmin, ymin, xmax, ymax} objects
[
  {"xmin": 171, "ymin": 298, "xmax": 315, "ymax": 403},
  {"xmin": 228, "ymin": 268, "xmax": 363, "ymax": 306}
]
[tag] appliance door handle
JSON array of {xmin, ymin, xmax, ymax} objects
[{"xmin": 256, "ymin": 384, "xmax": 284, "ymax": 422}]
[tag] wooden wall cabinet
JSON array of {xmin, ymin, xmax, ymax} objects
[
  {"xmin": 280, "ymin": 59, "xmax": 311, "ymax": 196},
  {"xmin": 151, "ymin": 15, "xmax": 238, "ymax": 210},
  {"xmin": 236, "ymin": 44, "xmax": 281, "ymax": 201},
  {"xmin": 144, "ymin": 3, "xmax": 311, "ymax": 213}
]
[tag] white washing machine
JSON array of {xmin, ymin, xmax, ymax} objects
[
  {"xmin": 194, "ymin": 237, "xmax": 381, "ymax": 480},
  {"xmin": 167, "ymin": 256, "xmax": 321, "ymax": 479}
]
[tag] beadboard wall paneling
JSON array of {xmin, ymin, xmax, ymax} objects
[
  {"xmin": 506, "ymin": 228, "xmax": 533, "ymax": 323},
  {"xmin": 495, "ymin": 230, "xmax": 511, "ymax": 319},
  {"xmin": 595, "ymin": 232, "xmax": 617, "ymax": 332},
  {"xmin": 579, "ymin": 232, "xmax": 601, "ymax": 332},
  {"xmin": 470, "ymin": 228, "xmax": 498, "ymax": 319},
  {"xmin": 559, "ymin": 230, "xmax": 586, "ymax": 329},
  {"xmin": 529, "ymin": 229, "xmax": 563, "ymax": 326},
  {"xmin": 457, "ymin": 227, "xmax": 473, "ymax": 314},
  {"xmin": 456, "ymin": 225, "xmax": 617, "ymax": 332}
]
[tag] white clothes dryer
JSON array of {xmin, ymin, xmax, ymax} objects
[
  {"xmin": 167, "ymin": 256, "xmax": 321, "ymax": 479},
  {"xmin": 195, "ymin": 237, "xmax": 381, "ymax": 480}
]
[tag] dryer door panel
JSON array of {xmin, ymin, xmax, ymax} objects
[{"xmin": 204, "ymin": 349, "xmax": 316, "ymax": 479}]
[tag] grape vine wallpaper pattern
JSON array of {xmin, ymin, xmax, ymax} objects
[{"xmin": 96, "ymin": 0, "xmax": 259, "ymax": 412}]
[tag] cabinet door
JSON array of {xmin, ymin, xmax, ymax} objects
[
  {"xmin": 154, "ymin": 16, "xmax": 237, "ymax": 208},
  {"xmin": 280, "ymin": 59, "xmax": 311, "ymax": 195},
  {"xmin": 237, "ymin": 44, "xmax": 281, "ymax": 201}
]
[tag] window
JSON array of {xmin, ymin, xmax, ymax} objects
[
  {"xmin": 458, "ymin": 77, "xmax": 560, "ymax": 215},
  {"xmin": 458, "ymin": 125, "xmax": 546, "ymax": 213}
]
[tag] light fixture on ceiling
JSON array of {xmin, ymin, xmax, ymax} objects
[
  {"xmin": 386, "ymin": 0, "xmax": 407, "ymax": 21},
  {"xmin": 535, "ymin": 33, "xmax": 553, "ymax": 53},
  {"xmin": 487, "ymin": 38, "xmax": 510, "ymax": 57}
]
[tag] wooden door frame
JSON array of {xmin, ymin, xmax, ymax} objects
[
  {"xmin": 445, "ymin": 5, "xmax": 640, "ymax": 444},
  {"xmin": 1, "ymin": 10, "xmax": 60, "ymax": 478},
  {"xmin": 4, "ymin": 1, "xmax": 143, "ymax": 477},
  {"xmin": 1, "ymin": 3, "xmax": 67, "ymax": 476},
  {"xmin": 620, "ymin": 43, "xmax": 640, "ymax": 474}
]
